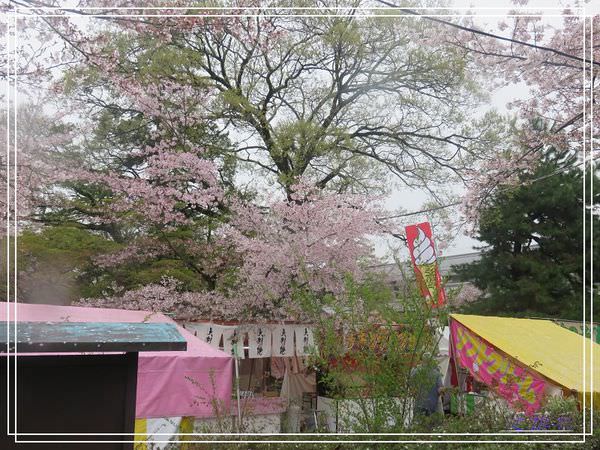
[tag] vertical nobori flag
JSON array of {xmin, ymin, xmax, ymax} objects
[{"xmin": 405, "ymin": 222, "xmax": 446, "ymax": 307}]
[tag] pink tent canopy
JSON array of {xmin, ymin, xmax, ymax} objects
[{"xmin": 1, "ymin": 302, "xmax": 233, "ymax": 419}]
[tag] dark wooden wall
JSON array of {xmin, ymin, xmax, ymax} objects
[{"xmin": 1, "ymin": 353, "xmax": 137, "ymax": 450}]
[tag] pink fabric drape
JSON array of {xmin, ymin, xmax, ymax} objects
[{"xmin": 450, "ymin": 319, "xmax": 546, "ymax": 414}]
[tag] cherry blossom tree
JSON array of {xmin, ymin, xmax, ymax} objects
[
  {"xmin": 372, "ymin": 0, "xmax": 598, "ymax": 227},
  {"xmin": 0, "ymin": 104, "xmax": 73, "ymax": 235},
  {"xmin": 76, "ymin": 181, "xmax": 384, "ymax": 320},
  {"xmin": 31, "ymin": 0, "xmax": 504, "ymax": 198},
  {"xmin": 2, "ymin": 1, "xmax": 474, "ymax": 319},
  {"xmin": 439, "ymin": 2, "xmax": 599, "ymax": 223},
  {"xmin": 22, "ymin": 20, "xmax": 388, "ymax": 319},
  {"xmin": 9, "ymin": 0, "xmax": 597, "ymax": 321}
]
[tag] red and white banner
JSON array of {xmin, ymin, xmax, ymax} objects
[{"xmin": 405, "ymin": 221, "xmax": 446, "ymax": 307}]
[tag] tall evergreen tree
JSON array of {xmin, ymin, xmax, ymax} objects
[{"xmin": 455, "ymin": 147, "xmax": 599, "ymax": 321}]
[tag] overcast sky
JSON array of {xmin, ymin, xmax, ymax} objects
[{"xmin": 377, "ymin": 0, "xmax": 597, "ymax": 260}]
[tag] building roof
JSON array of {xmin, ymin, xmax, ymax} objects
[
  {"xmin": 437, "ymin": 251, "xmax": 482, "ymax": 275},
  {"xmin": 371, "ymin": 250, "xmax": 483, "ymax": 284}
]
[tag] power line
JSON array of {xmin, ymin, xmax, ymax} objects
[
  {"xmin": 377, "ymin": 201, "xmax": 460, "ymax": 220},
  {"xmin": 12, "ymin": 0, "xmax": 598, "ymax": 68},
  {"xmin": 375, "ymin": 0, "xmax": 599, "ymax": 67},
  {"xmin": 378, "ymin": 159, "xmax": 589, "ymax": 221}
]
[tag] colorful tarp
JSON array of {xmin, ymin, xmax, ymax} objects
[
  {"xmin": 134, "ymin": 416, "xmax": 194, "ymax": 450},
  {"xmin": 1, "ymin": 302, "xmax": 233, "ymax": 418},
  {"xmin": 450, "ymin": 314, "xmax": 600, "ymax": 411},
  {"xmin": 451, "ymin": 320, "xmax": 547, "ymax": 413}
]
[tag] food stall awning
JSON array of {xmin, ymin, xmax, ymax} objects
[
  {"xmin": 450, "ymin": 314, "xmax": 600, "ymax": 408},
  {"xmin": 1, "ymin": 302, "xmax": 233, "ymax": 419}
]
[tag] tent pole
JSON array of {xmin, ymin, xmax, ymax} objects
[
  {"xmin": 234, "ymin": 348, "xmax": 242, "ymax": 432},
  {"xmin": 449, "ymin": 320, "xmax": 460, "ymax": 387},
  {"xmin": 448, "ymin": 318, "xmax": 465, "ymax": 416}
]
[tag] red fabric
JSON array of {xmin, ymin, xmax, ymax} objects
[{"xmin": 450, "ymin": 356, "xmax": 459, "ymax": 387}]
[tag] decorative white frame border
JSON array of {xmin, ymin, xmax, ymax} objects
[{"xmin": 2, "ymin": 3, "xmax": 594, "ymax": 446}]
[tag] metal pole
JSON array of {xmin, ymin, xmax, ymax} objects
[{"xmin": 233, "ymin": 343, "xmax": 242, "ymax": 432}]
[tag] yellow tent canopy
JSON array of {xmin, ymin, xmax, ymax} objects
[{"xmin": 450, "ymin": 314, "xmax": 600, "ymax": 409}]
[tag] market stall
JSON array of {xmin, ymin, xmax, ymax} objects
[
  {"xmin": 1, "ymin": 302, "xmax": 233, "ymax": 448},
  {"xmin": 315, "ymin": 323, "xmax": 431, "ymax": 432},
  {"xmin": 449, "ymin": 314, "xmax": 600, "ymax": 414},
  {"xmin": 184, "ymin": 321, "xmax": 317, "ymax": 432},
  {"xmin": 0, "ymin": 320, "xmax": 186, "ymax": 450}
]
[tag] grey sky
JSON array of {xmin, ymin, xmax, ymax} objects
[{"xmin": 377, "ymin": 0, "xmax": 596, "ymax": 260}]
